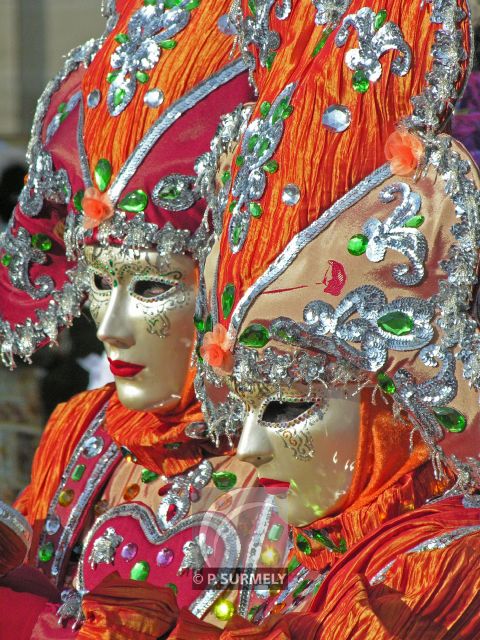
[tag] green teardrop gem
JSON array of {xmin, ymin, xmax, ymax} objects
[
  {"xmin": 212, "ymin": 471, "xmax": 237, "ymax": 491},
  {"xmin": 95, "ymin": 158, "xmax": 112, "ymax": 192},
  {"xmin": 248, "ymin": 0, "xmax": 256, "ymax": 16},
  {"xmin": 236, "ymin": 155, "xmax": 245, "ymax": 167},
  {"xmin": 185, "ymin": 0, "xmax": 200, "ymax": 9},
  {"xmin": 205, "ymin": 315, "xmax": 213, "ymax": 332},
  {"xmin": 166, "ymin": 582, "xmax": 178, "ymax": 594},
  {"xmin": 257, "ymin": 138, "xmax": 271, "ymax": 156},
  {"xmin": 1, "ymin": 254, "xmax": 11, "ymax": 267},
  {"xmin": 352, "ymin": 70, "xmax": 369, "ymax": 93},
  {"xmin": 115, "ymin": 33, "xmax": 129, "ymax": 44},
  {"xmin": 287, "ymin": 555, "xmax": 300, "ymax": 574},
  {"xmin": 292, "ymin": 579, "xmax": 311, "ymax": 599},
  {"xmin": 263, "ymin": 159, "xmax": 278, "ymax": 174},
  {"xmin": 260, "ymin": 101, "xmax": 271, "ymax": 117},
  {"xmin": 238, "ymin": 323, "xmax": 270, "ymax": 348},
  {"xmin": 114, "ymin": 87, "xmax": 126, "ymax": 108},
  {"xmin": 265, "ymin": 51, "xmax": 276, "ymax": 70},
  {"xmin": 312, "ymin": 27, "xmax": 333, "ymax": 57},
  {"xmin": 296, "ymin": 533, "xmax": 312, "ymax": 555},
  {"xmin": 72, "ymin": 464, "xmax": 86, "ymax": 481},
  {"xmin": 57, "ymin": 102, "xmax": 67, "ymax": 114},
  {"xmin": 377, "ymin": 311, "xmax": 413, "ymax": 336},
  {"xmin": 221, "ymin": 283, "xmax": 235, "ymax": 319},
  {"xmin": 141, "ymin": 469, "xmax": 160, "ymax": 484},
  {"xmin": 136, "ymin": 70, "xmax": 149, "ymax": 83},
  {"xmin": 374, "ymin": 9, "xmax": 387, "ymax": 29},
  {"xmin": 106, "ymin": 71, "xmax": 119, "ymax": 84},
  {"xmin": 347, "ymin": 233, "xmax": 368, "ymax": 256},
  {"xmin": 377, "ymin": 372, "xmax": 396, "ymax": 394},
  {"xmin": 221, "ymin": 170, "xmax": 231, "ymax": 185},
  {"xmin": 232, "ymin": 224, "xmax": 241, "ymax": 246},
  {"xmin": 272, "ymin": 98, "xmax": 293, "ymax": 124},
  {"xmin": 38, "ymin": 542, "xmax": 55, "ymax": 563},
  {"xmin": 404, "ymin": 215, "xmax": 425, "ymax": 228},
  {"xmin": 194, "ymin": 315, "xmax": 205, "ymax": 332},
  {"xmin": 130, "ymin": 561, "xmax": 150, "ymax": 581},
  {"xmin": 248, "ymin": 606, "xmax": 260, "ymax": 621},
  {"xmin": 229, "ymin": 201, "xmax": 237, "ymax": 213},
  {"xmin": 31, "ymin": 233, "xmax": 53, "ymax": 252},
  {"xmin": 73, "ymin": 190, "xmax": 84, "ymax": 212},
  {"xmin": 249, "ymin": 202, "xmax": 262, "ymax": 218},
  {"xmin": 433, "ymin": 407, "xmax": 467, "ymax": 433},
  {"xmin": 159, "ymin": 39, "xmax": 177, "ymax": 50},
  {"xmin": 118, "ymin": 189, "xmax": 148, "ymax": 212}
]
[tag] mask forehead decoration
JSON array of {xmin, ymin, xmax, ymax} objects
[
  {"xmin": 0, "ymin": 1, "xmax": 254, "ymax": 367},
  {"xmin": 196, "ymin": 0, "xmax": 480, "ymax": 489}
]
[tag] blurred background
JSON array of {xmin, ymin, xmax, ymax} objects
[{"xmin": 0, "ymin": 1, "xmax": 479, "ymax": 503}]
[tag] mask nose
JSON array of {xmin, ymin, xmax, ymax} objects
[
  {"xmin": 237, "ymin": 410, "xmax": 274, "ymax": 467},
  {"xmin": 96, "ymin": 288, "xmax": 135, "ymax": 349}
]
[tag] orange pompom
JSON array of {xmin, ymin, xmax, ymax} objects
[
  {"xmin": 200, "ymin": 323, "xmax": 234, "ymax": 374},
  {"xmin": 385, "ymin": 130, "xmax": 424, "ymax": 176},
  {"xmin": 82, "ymin": 187, "xmax": 114, "ymax": 229}
]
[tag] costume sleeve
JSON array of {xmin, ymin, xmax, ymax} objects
[{"xmin": 77, "ymin": 573, "xmax": 179, "ymax": 640}]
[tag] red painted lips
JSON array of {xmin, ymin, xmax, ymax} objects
[
  {"xmin": 108, "ymin": 358, "xmax": 145, "ymax": 378},
  {"xmin": 258, "ymin": 477, "xmax": 291, "ymax": 495}
]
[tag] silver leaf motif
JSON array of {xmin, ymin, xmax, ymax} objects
[
  {"xmin": 19, "ymin": 148, "xmax": 71, "ymax": 217},
  {"xmin": 177, "ymin": 533, "xmax": 213, "ymax": 575},
  {"xmin": 88, "ymin": 526, "xmax": 123, "ymax": 569},
  {"xmin": 335, "ymin": 7, "xmax": 412, "ymax": 83},
  {"xmin": 363, "ymin": 182, "xmax": 427, "ymax": 286}
]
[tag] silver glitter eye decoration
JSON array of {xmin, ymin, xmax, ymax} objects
[
  {"xmin": 282, "ymin": 184, "xmax": 301, "ymax": 206},
  {"xmin": 322, "ymin": 105, "xmax": 352, "ymax": 133},
  {"xmin": 87, "ymin": 89, "xmax": 101, "ymax": 109},
  {"xmin": 144, "ymin": 88, "xmax": 164, "ymax": 108}
]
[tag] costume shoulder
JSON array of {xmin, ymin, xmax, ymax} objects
[{"xmin": 14, "ymin": 384, "xmax": 115, "ymax": 526}]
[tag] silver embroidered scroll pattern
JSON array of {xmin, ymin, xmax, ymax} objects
[
  {"xmin": 19, "ymin": 148, "xmax": 71, "ymax": 217},
  {"xmin": 0, "ymin": 227, "xmax": 54, "ymax": 300},
  {"xmin": 228, "ymin": 83, "xmax": 296, "ymax": 253},
  {"xmin": 107, "ymin": 1, "xmax": 194, "ymax": 116},
  {"xmin": 335, "ymin": 7, "xmax": 412, "ymax": 84},
  {"xmin": 312, "ymin": 0, "xmax": 352, "ymax": 27},
  {"xmin": 270, "ymin": 285, "xmax": 434, "ymax": 372},
  {"xmin": 363, "ymin": 183, "xmax": 427, "ymax": 286},
  {"xmin": 241, "ymin": 0, "xmax": 291, "ymax": 70},
  {"xmin": 152, "ymin": 174, "xmax": 199, "ymax": 212}
]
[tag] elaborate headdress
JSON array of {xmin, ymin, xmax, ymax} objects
[
  {"xmin": 0, "ymin": 0, "xmax": 252, "ymax": 367},
  {"xmin": 197, "ymin": 0, "xmax": 480, "ymax": 491}
]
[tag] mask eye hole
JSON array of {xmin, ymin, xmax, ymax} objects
[
  {"xmin": 262, "ymin": 401, "xmax": 315, "ymax": 424},
  {"xmin": 133, "ymin": 279, "xmax": 174, "ymax": 300},
  {"xmin": 93, "ymin": 273, "xmax": 112, "ymax": 291}
]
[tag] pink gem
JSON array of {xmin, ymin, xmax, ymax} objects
[
  {"xmin": 120, "ymin": 543, "xmax": 138, "ymax": 562},
  {"xmin": 156, "ymin": 547, "xmax": 174, "ymax": 567}
]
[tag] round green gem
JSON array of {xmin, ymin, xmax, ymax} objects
[
  {"xmin": 247, "ymin": 134, "xmax": 260, "ymax": 152},
  {"xmin": 115, "ymin": 33, "xmax": 129, "ymax": 44},
  {"xmin": 213, "ymin": 599, "xmax": 235, "ymax": 621},
  {"xmin": 238, "ymin": 323, "xmax": 270, "ymax": 348},
  {"xmin": 260, "ymin": 101, "xmax": 271, "ymax": 117},
  {"xmin": 106, "ymin": 71, "xmax": 119, "ymax": 84},
  {"xmin": 194, "ymin": 315, "xmax": 205, "ymax": 332},
  {"xmin": 352, "ymin": 70, "xmax": 369, "ymax": 93},
  {"xmin": 374, "ymin": 9, "xmax": 387, "ymax": 29},
  {"xmin": 249, "ymin": 202, "xmax": 262, "ymax": 218},
  {"xmin": 263, "ymin": 159, "xmax": 278, "ymax": 174},
  {"xmin": 31, "ymin": 233, "xmax": 53, "ymax": 252},
  {"xmin": 94, "ymin": 158, "xmax": 112, "ymax": 192},
  {"xmin": 212, "ymin": 471, "xmax": 237, "ymax": 491},
  {"xmin": 433, "ymin": 407, "xmax": 467, "ymax": 433},
  {"xmin": 377, "ymin": 311, "xmax": 413, "ymax": 336},
  {"xmin": 221, "ymin": 170, "xmax": 231, "ymax": 185},
  {"xmin": 347, "ymin": 234, "xmax": 368, "ymax": 256},
  {"xmin": 236, "ymin": 155, "xmax": 245, "ymax": 167},
  {"xmin": 166, "ymin": 582, "xmax": 178, "ymax": 594},
  {"xmin": 377, "ymin": 372, "xmax": 396, "ymax": 394},
  {"xmin": 221, "ymin": 283, "xmax": 235, "ymax": 319},
  {"xmin": 141, "ymin": 469, "xmax": 160, "ymax": 484},
  {"xmin": 2, "ymin": 254, "xmax": 12, "ymax": 267},
  {"xmin": 118, "ymin": 189, "xmax": 149, "ymax": 212},
  {"xmin": 229, "ymin": 200, "xmax": 237, "ymax": 213},
  {"xmin": 38, "ymin": 542, "xmax": 55, "ymax": 563},
  {"xmin": 296, "ymin": 533, "xmax": 312, "ymax": 555},
  {"xmin": 130, "ymin": 561, "xmax": 150, "ymax": 581},
  {"xmin": 232, "ymin": 224, "xmax": 242, "ymax": 246},
  {"xmin": 404, "ymin": 215, "xmax": 425, "ymax": 228}
]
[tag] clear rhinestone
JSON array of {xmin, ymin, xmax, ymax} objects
[
  {"xmin": 185, "ymin": 422, "xmax": 208, "ymax": 439},
  {"xmin": 83, "ymin": 436, "xmax": 104, "ymax": 458},
  {"xmin": 144, "ymin": 89, "xmax": 164, "ymax": 108},
  {"xmin": 87, "ymin": 89, "xmax": 101, "ymax": 109},
  {"xmin": 217, "ymin": 14, "xmax": 236, "ymax": 35},
  {"xmin": 45, "ymin": 514, "xmax": 61, "ymax": 535},
  {"xmin": 322, "ymin": 105, "xmax": 352, "ymax": 133},
  {"xmin": 282, "ymin": 184, "xmax": 301, "ymax": 206}
]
